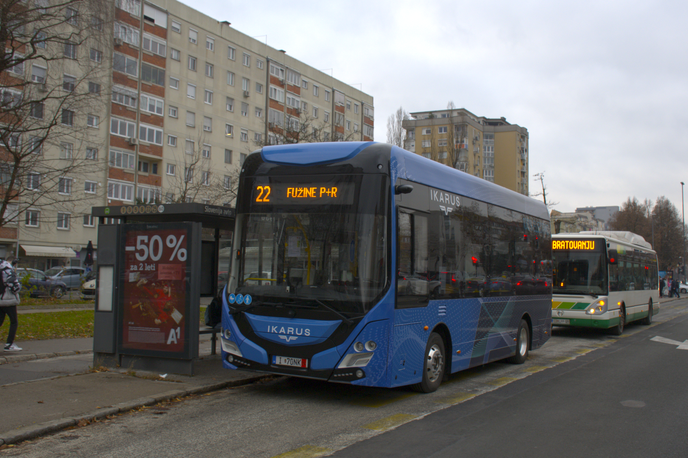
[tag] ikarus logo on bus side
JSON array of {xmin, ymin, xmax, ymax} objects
[
  {"xmin": 430, "ymin": 188, "xmax": 461, "ymax": 215},
  {"xmin": 268, "ymin": 325, "xmax": 312, "ymax": 343}
]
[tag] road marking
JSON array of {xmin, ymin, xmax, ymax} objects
[
  {"xmin": 364, "ymin": 413, "xmax": 417, "ymax": 431},
  {"xmin": 650, "ymin": 336, "xmax": 688, "ymax": 350},
  {"xmin": 523, "ymin": 365, "xmax": 549, "ymax": 373},
  {"xmin": 436, "ymin": 391, "xmax": 477, "ymax": 405},
  {"xmin": 487, "ymin": 377, "xmax": 517, "ymax": 387},
  {"xmin": 272, "ymin": 445, "xmax": 331, "ymax": 458}
]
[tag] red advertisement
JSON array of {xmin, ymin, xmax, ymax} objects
[{"xmin": 121, "ymin": 226, "xmax": 190, "ymax": 354}]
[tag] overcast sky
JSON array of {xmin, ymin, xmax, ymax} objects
[{"xmin": 183, "ymin": 0, "xmax": 688, "ymax": 214}]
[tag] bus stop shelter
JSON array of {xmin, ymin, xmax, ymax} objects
[{"xmin": 90, "ymin": 203, "xmax": 235, "ymax": 375}]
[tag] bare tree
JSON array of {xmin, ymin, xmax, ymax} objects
[
  {"xmin": 163, "ymin": 131, "xmax": 238, "ymax": 206},
  {"xmin": 386, "ymin": 106, "xmax": 407, "ymax": 147},
  {"xmin": 255, "ymin": 109, "xmax": 358, "ymax": 147},
  {"xmin": 0, "ymin": 0, "xmax": 112, "ymax": 228},
  {"xmin": 531, "ymin": 172, "xmax": 558, "ymax": 209}
]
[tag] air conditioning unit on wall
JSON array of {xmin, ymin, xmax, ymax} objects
[
  {"xmin": 128, "ymin": 137, "xmax": 138, "ymax": 146},
  {"xmin": 114, "ymin": 37, "xmax": 123, "ymax": 46}
]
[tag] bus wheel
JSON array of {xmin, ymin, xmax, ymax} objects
[
  {"xmin": 413, "ymin": 332, "xmax": 445, "ymax": 393},
  {"xmin": 610, "ymin": 305, "xmax": 625, "ymax": 335},
  {"xmin": 641, "ymin": 299, "xmax": 653, "ymax": 325},
  {"xmin": 508, "ymin": 319, "xmax": 529, "ymax": 364}
]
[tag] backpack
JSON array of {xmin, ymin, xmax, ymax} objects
[{"xmin": 0, "ymin": 266, "xmax": 19, "ymax": 296}]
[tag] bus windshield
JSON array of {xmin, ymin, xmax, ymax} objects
[
  {"xmin": 233, "ymin": 171, "xmax": 389, "ymax": 316},
  {"xmin": 553, "ymin": 246, "xmax": 608, "ymax": 295}
]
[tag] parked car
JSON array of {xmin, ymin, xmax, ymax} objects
[
  {"xmin": 679, "ymin": 282, "xmax": 688, "ymax": 294},
  {"xmin": 16, "ymin": 268, "xmax": 68, "ymax": 298},
  {"xmin": 44, "ymin": 266, "xmax": 87, "ymax": 290},
  {"xmin": 80, "ymin": 271, "xmax": 97, "ymax": 300}
]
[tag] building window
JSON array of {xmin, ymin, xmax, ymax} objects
[
  {"xmin": 188, "ymin": 56, "xmax": 197, "ymax": 71},
  {"xmin": 324, "ymin": 112, "xmax": 330, "ymax": 123},
  {"xmin": 205, "ymin": 62, "xmax": 214, "ymax": 78},
  {"xmin": 86, "ymin": 147, "xmax": 98, "ymax": 160},
  {"xmin": 184, "ymin": 167, "xmax": 193, "ymax": 183},
  {"xmin": 312, "ymin": 107, "xmax": 318, "ymax": 118},
  {"xmin": 168, "ymin": 106, "xmax": 178, "ymax": 118},
  {"xmin": 141, "ymin": 63, "xmax": 165, "ymax": 86},
  {"xmin": 63, "ymin": 74, "xmax": 76, "ymax": 92},
  {"xmin": 139, "ymin": 124, "xmax": 163, "ymax": 145},
  {"xmin": 204, "ymin": 89, "xmax": 213, "ymax": 104},
  {"xmin": 61, "ymin": 109, "xmax": 74, "ymax": 126},
  {"xmin": 64, "ymin": 42, "xmax": 77, "ymax": 59},
  {"xmin": 57, "ymin": 213, "xmax": 71, "ymax": 230},
  {"xmin": 186, "ymin": 111, "xmax": 195, "ymax": 127},
  {"xmin": 90, "ymin": 48, "xmax": 102, "ymax": 62},
  {"xmin": 25, "ymin": 210, "xmax": 39, "ymax": 227},
  {"xmin": 88, "ymin": 82, "xmax": 101, "ymax": 94},
  {"xmin": 325, "ymin": 90, "xmax": 330, "ymax": 102},
  {"xmin": 227, "ymin": 46, "xmax": 235, "ymax": 60},
  {"xmin": 422, "ymin": 128, "xmax": 431, "ymax": 135},
  {"xmin": 202, "ymin": 144, "xmax": 211, "ymax": 158},
  {"xmin": 109, "ymin": 149, "xmax": 135, "ymax": 169},
  {"xmin": 166, "ymin": 163, "xmax": 176, "ymax": 175},
  {"xmin": 87, "ymin": 114, "xmax": 99, "ymax": 127},
  {"xmin": 225, "ymin": 124, "xmax": 233, "ymax": 137},
  {"xmin": 243, "ymin": 52, "xmax": 250, "ymax": 67},
  {"xmin": 31, "ymin": 64, "xmax": 46, "ymax": 83},
  {"xmin": 114, "ymin": 22, "xmax": 140, "ymax": 46},
  {"xmin": 84, "ymin": 180, "xmax": 97, "ymax": 193},
  {"xmin": 112, "ymin": 86, "xmax": 137, "ymax": 108},
  {"xmin": 170, "ymin": 48, "xmax": 180, "ymax": 60},
  {"xmin": 240, "ymin": 153, "xmax": 247, "ymax": 165},
  {"xmin": 226, "ymin": 97, "xmax": 234, "ymax": 112},
  {"xmin": 206, "ymin": 36, "xmax": 214, "ymax": 51},
  {"xmin": 223, "ymin": 175, "xmax": 231, "ymax": 189},
  {"xmin": 115, "ymin": 0, "xmax": 141, "ymax": 16},
  {"xmin": 270, "ymin": 63, "xmax": 285, "ymax": 79},
  {"xmin": 438, "ymin": 126, "xmax": 448, "ymax": 134},
  {"xmin": 203, "ymin": 116, "xmax": 212, "ymax": 132},
  {"xmin": 185, "ymin": 140, "xmax": 194, "ymax": 155},
  {"xmin": 171, "ymin": 20, "xmax": 181, "ymax": 33},
  {"xmin": 167, "ymin": 135, "xmax": 177, "ymax": 147},
  {"xmin": 83, "ymin": 214, "xmax": 95, "ymax": 227},
  {"xmin": 313, "ymin": 85, "xmax": 319, "ymax": 97},
  {"xmin": 170, "ymin": 77, "xmax": 179, "ymax": 89},
  {"xmin": 189, "ymin": 28, "xmax": 197, "ymax": 44},
  {"xmin": 354, "ymin": 104, "xmax": 359, "ymax": 114},
  {"xmin": 224, "ymin": 149, "xmax": 232, "ymax": 164},
  {"xmin": 27, "ymin": 173, "xmax": 41, "ymax": 190},
  {"xmin": 241, "ymin": 102, "xmax": 248, "ymax": 117},
  {"xmin": 256, "ymin": 82, "xmax": 263, "ymax": 93},
  {"xmin": 227, "ymin": 71, "xmax": 235, "ymax": 86},
  {"xmin": 140, "ymin": 94, "xmax": 163, "ymax": 115},
  {"xmin": 110, "ymin": 117, "xmax": 136, "ymax": 138},
  {"xmin": 29, "ymin": 137, "xmax": 42, "ymax": 155},
  {"xmin": 58, "ymin": 177, "xmax": 73, "ymax": 195},
  {"xmin": 255, "ymin": 107, "xmax": 263, "ymax": 118},
  {"xmin": 107, "ymin": 180, "xmax": 134, "ymax": 201},
  {"xmin": 202, "ymin": 171, "xmax": 210, "ymax": 186},
  {"xmin": 240, "ymin": 129, "xmax": 248, "ymax": 142},
  {"xmin": 242, "ymin": 77, "xmax": 250, "ymax": 92},
  {"xmin": 143, "ymin": 34, "xmax": 166, "ymax": 57},
  {"xmin": 30, "ymin": 102, "xmax": 44, "ymax": 119},
  {"xmin": 421, "ymin": 140, "xmax": 431, "ymax": 148},
  {"xmin": 269, "ymin": 86, "xmax": 284, "ymax": 103},
  {"xmin": 113, "ymin": 52, "xmax": 137, "ymax": 76},
  {"xmin": 187, "ymin": 83, "xmax": 196, "ymax": 99}
]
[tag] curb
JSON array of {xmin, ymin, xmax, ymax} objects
[
  {"xmin": 0, "ymin": 374, "xmax": 271, "ymax": 446},
  {"xmin": 0, "ymin": 350, "xmax": 92, "ymax": 366}
]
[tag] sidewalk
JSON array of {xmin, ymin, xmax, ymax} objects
[{"xmin": 0, "ymin": 336, "xmax": 269, "ymax": 446}]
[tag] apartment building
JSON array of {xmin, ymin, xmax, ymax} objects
[
  {"xmin": 402, "ymin": 107, "xmax": 528, "ymax": 196},
  {"xmin": 0, "ymin": 0, "xmax": 374, "ymax": 270}
]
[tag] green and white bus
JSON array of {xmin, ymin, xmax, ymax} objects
[{"xmin": 552, "ymin": 231, "xmax": 659, "ymax": 335}]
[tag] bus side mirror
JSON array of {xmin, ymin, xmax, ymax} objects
[
  {"xmin": 607, "ymin": 249, "xmax": 618, "ymax": 264},
  {"xmin": 395, "ymin": 184, "xmax": 413, "ymax": 195}
]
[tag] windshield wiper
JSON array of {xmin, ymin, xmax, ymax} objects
[{"xmin": 313, "ymin": 299, "xmax": 353, "ymax": 325}]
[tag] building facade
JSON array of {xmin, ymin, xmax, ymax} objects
[
  {"xmin": 0, "ymin": 0, "xmax": 374, "ymax": 270},
  {"xmin": 402, "ymin": 107, "xmax": 528, "ymax": 195}
]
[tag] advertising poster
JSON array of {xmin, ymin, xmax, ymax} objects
[{"xmin": 119, "ymin": 224, "xmax": 191, "ymax": 357}]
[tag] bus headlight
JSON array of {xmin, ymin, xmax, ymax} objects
[{"xmin": 585, "ymin": 299, "xmax": 608, "ymax": 315}]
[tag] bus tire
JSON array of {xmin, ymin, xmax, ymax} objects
[
  {"xmin": 412, "ymin": 332, "xmax": 445, "ymax": 393},
  {"xmin": 640, "ymin": 299, "xmax": 653, "ymax": 325},
  {"xmin": 610, "ymin": 305, "xmax": 625, "ymax": 335},
  {"xmin": 508, "ymin": 319, "xmax": 529, "ymax": 364}
]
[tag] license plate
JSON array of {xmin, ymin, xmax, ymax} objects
[
  {"xmin": 552, "ymin": 318, "xmax": 569, "ymax": 325},
  {"xmin": 272, "ymin": 355, "xmax": 307, "ymax": 368}
]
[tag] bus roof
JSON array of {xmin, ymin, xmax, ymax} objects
[{"xmin": 258, "ymin": 142, "xmax": 549, "ymax": 221}]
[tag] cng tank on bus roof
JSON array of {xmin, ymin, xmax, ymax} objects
[{"xmin": 261, "ymin": 141, "xmax": 376, "ymax": 166}]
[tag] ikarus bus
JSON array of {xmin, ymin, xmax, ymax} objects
[{"xmin": 552, "ymin": 231, "xmax": 659, "ymax": 335}]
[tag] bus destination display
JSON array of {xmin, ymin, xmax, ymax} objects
[
  {"xmin": 552, "ymin": 239, "xmax": 598, "ymax": 251},
  {"xmin": 253, "ymin": 182, "xmax": 355, "ymax": 205}
]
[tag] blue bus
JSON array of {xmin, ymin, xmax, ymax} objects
[{"xmin": 221, "ymin": 142, "xmax": 552, "ymax": 392}]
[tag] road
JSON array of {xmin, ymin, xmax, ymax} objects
[{"xmin": 3, "ymin": 299, "xmax": 688, "ymax": 458}]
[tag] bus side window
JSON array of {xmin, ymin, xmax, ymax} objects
[{"xmin": 397, "ymin": 211, "xmax": 429, "ymax": 308}]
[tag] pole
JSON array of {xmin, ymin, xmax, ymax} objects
[{"xmin": 682, "ymin": 182, "xmax": 685, "ymax": 282}]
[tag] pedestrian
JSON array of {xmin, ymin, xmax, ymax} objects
[
  {"xmin": 0, "ymin": 256, "xmax": 22, "ymax": 351},
  {"xmin": 660, "ymin": 278, "xmax": 665, "ymax": 298},
  {"xmin": 671, "ymin": 279, "xmax": 681, "ymax": 299}
]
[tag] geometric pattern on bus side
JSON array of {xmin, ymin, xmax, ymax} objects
[{"xmin": 552, "ymin": 301, "xmax": 589, "ymax": 310}]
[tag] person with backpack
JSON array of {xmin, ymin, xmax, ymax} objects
[{"xmin": 0, "ymin": 256, "xmax": 22, "ymax": 351}]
